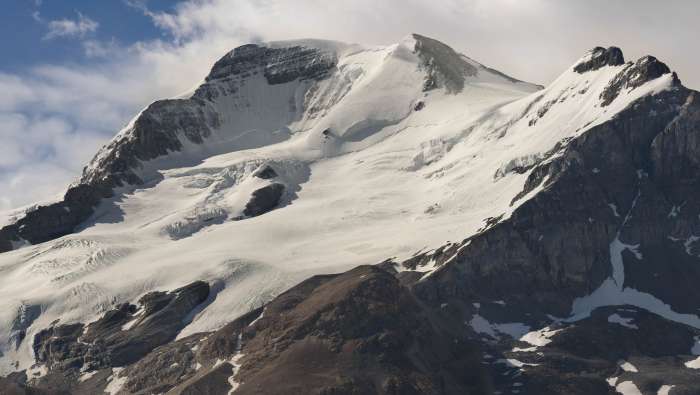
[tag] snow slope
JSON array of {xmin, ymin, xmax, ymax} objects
[{"xmin": 0, "ymin": 37, "xmax": 676, "ymax": 374}]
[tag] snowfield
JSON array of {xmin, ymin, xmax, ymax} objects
[{"xmin": 0, "ymin": 35, "xmax": 679, "ymax": 374}]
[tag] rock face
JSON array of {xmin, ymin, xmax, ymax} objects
[
  {"xmin": 573, "ymin": 46, "xmax": 625, "ymax": 73},
  {"xmin": 205, "ymin": 43, "xmax": 337, "ymax": 86},
  {"xmin": 253, "ymin": 164, "xmax": 278, "ymax": 180},
  {"xmin": 242, "ymin": 183, "xmax": 286, "ymax": 218},
  {"xmin": 600, "ymin": 55, "xmax": 678, "ymax": 106},
  {"xmin": 15, "ymin": 281, "xmax": 209, "ymax": 394}
]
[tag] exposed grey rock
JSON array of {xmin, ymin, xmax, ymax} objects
[
  {"xmin": 253, "ymin": 164, "xmax": 278, "ymax": 179},
  {"xmin": 82, "ymin": 99, "xmax": 221, "ymax": 187},
  {"xmin": 120, "ymin": 333, "xmax": 206, "ymax": 394},
  {"xmin": 204, "ymin": 43, "xmax": 337, "ymax": 86},
  {"xmin": 0, "ymin": 182, "xmax": 111, "ymax": 251},
  {"xmin": 26, "ymin": 281, "xmax": 209, "ymax": 394},
  {"xmin": 600, "ymin": 55, "xmax": 678, "ymax": 106},
  {"xmin": 33, "ymin": 323, "xmax": 85, "ymax": 372},
  {"xmin": 651, "ymin": 91, "xmax": 700, "ymax": 181},
  {"xmin": 242, "ymin": 183, "xmax": 285, "ymax": 217},
  {"xmin": 573, "ymin": 46, "xmax": 625, "ymax": 73},
  {"xmin": 81, "ymin": 281, "xmax": 209, "ymax": 367}
]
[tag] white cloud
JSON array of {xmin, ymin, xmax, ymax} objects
[
  {"xmin": 0, "ymin": 111, "xmax": 107, "ymax": 210},
  {"xmin": 44, "ymin": 12, "xmax": 99, "ymax": 40}
]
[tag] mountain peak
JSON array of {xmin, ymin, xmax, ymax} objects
[
  {"xmin": 405, "ymin": 33, "xmax": 537, "ymax": 93},
  {"xmin": 573, "ymin": 46, "xmax": 625, "ymax": 73},
  {"xmin": 410, "ymin": 33, "xmax": 477, "ymax": 93}
]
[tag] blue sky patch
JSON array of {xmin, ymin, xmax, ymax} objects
[{"xmin": 0, "ymin": 0, "xmax": 174, "ymax": 72}]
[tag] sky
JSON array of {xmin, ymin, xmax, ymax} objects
[{"xmin": 1, "ymin": 0, "xmax": 699, "ymax": 212}]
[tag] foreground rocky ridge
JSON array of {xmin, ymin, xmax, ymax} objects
[
  {"xmin": 4, "ymin": 268, "xmax": 700, "ymax": 394},
  {"xmin": 2, "ymin": 37, "xmax": 700, "ymax": 394}
]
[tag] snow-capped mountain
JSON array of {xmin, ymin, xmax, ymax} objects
[{"xmin": 1, "ymin": 35, "xmax": 700, "ymax": 394}]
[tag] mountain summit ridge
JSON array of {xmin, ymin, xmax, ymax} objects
[
  {"xmin": 0, "ymin": 37, "xmax": 679, "ymax": 254},
  {"xmin": 0, "ymin": 33, "xmax": 542, "ymax": 252}
]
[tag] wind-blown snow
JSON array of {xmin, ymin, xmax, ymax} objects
[{"xmin": 0, "ymin": 37, "xmax": 678, "ymax": 374}]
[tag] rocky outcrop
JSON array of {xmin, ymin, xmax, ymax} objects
[
  {"xmin": 600, "ymin": 55, "xmax": 678, "ymax": 106},
  {"xmin": 204, "ymin": 43, "xmax": 337, "ymax": 87},
  {"xmin": 80, "ymin": 281, "xmax": 209, "ymax": 367},
  {"xmin": 242, "ymin": 183, "xmax": 285, "ymax": 218},
  {"xmin": 573, "ymin": 46, "xmax": 625, "ymax": 73},
  {"xmin": 20, "ymin": 281, "xmax": 209, "ymax": 393},
  {"xmin": 0, "ymin": 182, "xmax": 112, "ymax": 251},
  {"xmin": 253, "ymin": 164, "xmax": 278, "ymax": 179},
  {"xmin": 650, "ymin": 91, "xmax": 700, "ymax": 181}
]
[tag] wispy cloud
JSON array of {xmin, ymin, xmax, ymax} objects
[{"xmin": 43, "ymin": 12, "xmax": 99, "ymax": 40}]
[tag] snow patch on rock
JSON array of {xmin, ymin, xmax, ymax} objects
[
  {"xmin": 608, "ymin": 313, "xmax": 638, "ymax": 329},
  {"xmin": 105, "ymin": 367, "xmax": 127, "ymax": 395}
]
